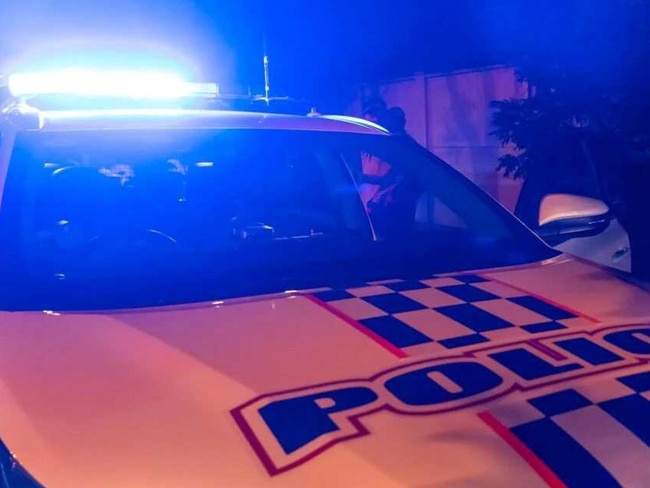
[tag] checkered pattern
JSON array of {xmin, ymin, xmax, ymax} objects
[
  {"xmin": 311, "ymin": 273, "xmax": 594, "ymax": 355},
  {"xmin": 487, "ymin": 370, "xmax": 650, "ymax": 487}
]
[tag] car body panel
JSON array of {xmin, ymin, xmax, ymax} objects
[
  {"xmin": 555, "ymin": 217, "xmax": 632, "ymax": 273},
  {"xmin": 0, "ymin": 104, "xmax": 647, "ymax": 486},
  {"xmin": 0, "ymin": 256, "xmax": 648, "ymax": 487},
  {"xmin": 34, "ymin": 109, "xmax": 390, "ymax": 135}
]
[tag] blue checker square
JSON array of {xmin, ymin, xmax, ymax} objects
[
  {"xmin": 511, "ymin": 418, "xmax": 620, "ymax": 487},
  {"xmin": 438, "ymin": 284, "xmax": 498, "ymax": 302},
  {"xmin": 439, "ymin": 333, "xmax": 489, "ymax": 349},
  {"xmin": 600, "ymin": 394, "xmax": 650, "ymax": 447},
  {"xmin": 359, "ymin": 315, "xmax": 433, "ymax": 348},
  {"xmin": 385, "ymin": 280, "xmax": 430, "ymax": 292},
  {"xmin": 363, "ymin": 293, "xmax": 427, "ymax": 314},
  {"xmin": 555, "ymin": 337, "xmax": 624, "ymax": 366},
  {"xmin": 522, "ymin": 322, "xmax": 567, "ymax": 334},
  {"xmin": 618, "ymin": 371, "xmax": 650, "ymax": 393},
  {"xmin": 528, "ymin": 389, "xmax": 592, "ymax": 417},
  {"xmin": 436, "ymin": 303, "xmax": 513, "ymax": 332},
  {"xmin": 509, "ymin": 296, "xmax": 577, "ymax": 320},
  {"xmin": 451, "ymin": 274, "xmax": 489, "ymax": 284},
  {"xmin": 312, "ymin": 289, "xmax": 355, "ymax": 302}
]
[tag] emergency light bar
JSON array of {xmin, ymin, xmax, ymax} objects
[{"xmin": 7, "ymin": 69, "xmax": 218, "ymax": 99}]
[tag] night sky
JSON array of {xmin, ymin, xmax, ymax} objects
[{"xmin": 0, "ymin": 0, "xmax": 634, "ymax": 107}]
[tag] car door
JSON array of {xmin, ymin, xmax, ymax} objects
[
  {"xmin": 535, "ymin": 193, "xmax": 631, "ymax": 272},
  {"xmin": 513, "ymin": 135, "xmax": 632, "ymax": 272}
]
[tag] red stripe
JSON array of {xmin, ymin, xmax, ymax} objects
[
  {"xmin": 304, "ymin": 294, "xmax": 408, "ymax": 359},
  {"xmin": 478, "ymin": 412, "xmax": 568, "ymax": 488},
  {"xmin": 480, "ymin": 275, "xmax": 601, "ymax": 324}
]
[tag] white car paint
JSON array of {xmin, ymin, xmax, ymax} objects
[
  {"xmin": 539, "ymin": 194, "xmax": 610, "ymax": 227},
  {"xmin": 556, "ymin": 217, "xmax": 632, "ymax": 273},
  {"xmin": 538, "ymin": 194, "xmax": 632, "ymax": 273},
  {"xmin": 0, "ymin": 100, "xmax": 647, "ymax": 487}
]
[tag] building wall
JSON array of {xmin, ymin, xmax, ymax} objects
[{"xmin": 351, "ymin": 66, "xmax": 526, "ymax": 212}]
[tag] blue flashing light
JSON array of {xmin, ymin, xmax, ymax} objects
[{"xmin": 7, "ymin": 69, "xmax": 218, "ymax": 99}]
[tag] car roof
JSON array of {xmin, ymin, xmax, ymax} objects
[{"xmin": 28, "ymin": 109, "xmax": 390, "ymax": 136}]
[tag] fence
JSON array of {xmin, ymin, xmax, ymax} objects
[{"xmin": 349, "ymin": 65, "xmax": 526, "ymax": 212}]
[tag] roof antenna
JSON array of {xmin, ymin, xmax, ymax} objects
[{"xmin": 263, "ymin": 39, "xmax": 270, "ymax": 103}]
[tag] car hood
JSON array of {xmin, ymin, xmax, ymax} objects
[{"xmin": 2, "ymin": 257, "xmax": 650, "ymax": 487}]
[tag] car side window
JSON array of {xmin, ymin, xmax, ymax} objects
[{"xmin": 342, "ymin": 139, "xmax": 511, "ymax": 243}]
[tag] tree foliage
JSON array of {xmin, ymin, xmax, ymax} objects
[
  {"xmin": 490, "ymin": 0, "xmax": 650, "ymax": 183},
  {"xmin": 488, "ymin": 0, "xmax": 650, "ymax": 276}
]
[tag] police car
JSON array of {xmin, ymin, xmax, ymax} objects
[{"xmin": 0, "ymin": 68, "xmax": 649, "ymax": 488}]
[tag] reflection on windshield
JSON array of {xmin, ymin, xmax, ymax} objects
[
  {"xmin": 0, "ymin": 129, "xmax": 557, "ymax": 310},
  {"xmin": 19, "ymin": 130, "xmax": 368, "ymax": 276}
]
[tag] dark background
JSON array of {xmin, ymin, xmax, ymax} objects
[
  {"xmin": 4, "ymin": 0, "xmax": 650, "ymax": 277},
  {"xmin": 0, "ymin": 0, "xmax": 631, "ymax": 108}
]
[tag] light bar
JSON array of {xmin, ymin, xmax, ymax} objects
[{"xmin": 7, "ymin": 69, "xmax": 218, "ymax": 99}]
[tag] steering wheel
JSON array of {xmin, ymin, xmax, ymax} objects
[
  {"xmin": 69, "ymin": 228, "xmax": 180, "ymax": 275},
  {"xmin": 90, "ymin": 228, "xmax": 177, "ymax": 253}
]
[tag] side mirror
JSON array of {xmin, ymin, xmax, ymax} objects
[
  {"xmin": 539, "ymin": 194, "xmax": 610, "ymax": 226},
  {"xmin": 537, "ymin": 194, "xmax": 612, "ymax": 245}
]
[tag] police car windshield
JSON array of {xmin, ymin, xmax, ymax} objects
[{"xmin": 0, "ymin": 128, "xmax": 556, "ymax": 310}]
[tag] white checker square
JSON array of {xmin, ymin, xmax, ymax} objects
[
  {"xmin": 482, "ymin": 327, "xmax": 522, "ymax": 342},
  {"xmin": 328, "ymin": 298, "xmax": 388, "ymax": 320},
  {"xmin": 346, "ymin": 285, "xmax": 394, "ymax": 297},
  {"xmin": 577, "ymin": 380, "xmax": 636, "ymax": 404},
  {"xmin": 488, "ymin": 401, "xmax": 546, "ymax": 428},
  {"xmin": 475, "ymin": 299, "xmax": 549, "ymax": 326},
  {"xmin": 473, "ymin": 281, "xmax": 524, "ymax": 298},
  {"xmin": 557, "ymin": 317, "xmax": 599, "ymax": 329},
  {"xmin": 552, "ymin": 406, "xmax": 650, "ymax": 487},
  {"xmin": 401, "ymin": 341, "xmax": 447, "ymax": 357},
  {"xmin": 394, "ymin": 309, "xmax": 474, "ymax": 341},
  {"xmin": 420, "ymin": 277, "xmax": 463, "ymax": 288},
  {"xmin": 401, "ymin": 287, "xmax": 464, "ymax": 308}
]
